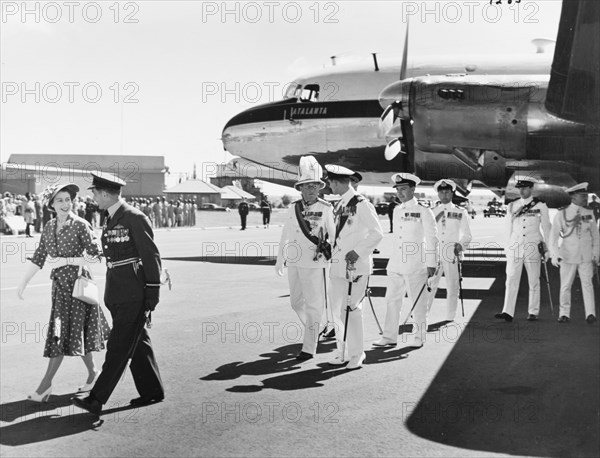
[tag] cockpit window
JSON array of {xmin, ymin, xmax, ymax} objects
[
  {"xmin": 299, "ymin": 84, "xmax": 320, "ymax": 102},
  {"xmin": 284, "ymin": 84, "xmax": 302, "ymax": 99}
]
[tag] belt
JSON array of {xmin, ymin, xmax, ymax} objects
[{"xmin": 106, "ymin": 257, "xmax": 142, "ymax": 269}]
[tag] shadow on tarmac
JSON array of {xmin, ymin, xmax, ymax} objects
[
  {"xmin": 162, "ymin": 256, "xmax": 276, "ymax": 266},
  {"xmin": 405, "ymin": 263, "xmax": 600, "ymax": 457},
  {"xmin": 0, "ymin": 396, "xmax": 149, "ymax": 445}
]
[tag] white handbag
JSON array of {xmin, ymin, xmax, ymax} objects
[{"xmin": 72, "ymin": 265, "xmax": 99, "ymax": 305}]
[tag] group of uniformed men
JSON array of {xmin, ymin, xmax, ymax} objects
[{"xmin": 276, "ymin": 156, "xmax": 599, "ymax": 370}]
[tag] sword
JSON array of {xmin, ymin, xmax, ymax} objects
[
  {"xmin": 456, "ymin": 255, "xmax": 465, "ymax": 318},
  {"xmin": 538, "ymin": 242, "xmax": 554, "ymax": 315},
  {"xmin": 342, "ymin": 261, "xmax": 356, "ymax": 361},
  {"xmin": 401, "ymin": 281, "xmax": 428, "ymax": 327},
  {"xmin": 319, "ymin": 268, "xmax": 334, "ymax": 338},
  {"xmin": 365, "ymin": 278, "xmax": 383, "ymax": 334}
]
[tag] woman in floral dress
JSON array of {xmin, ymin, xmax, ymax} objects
[{"xmin": 17, "ymin": 183, "xmax": 110, "ymax": 402}]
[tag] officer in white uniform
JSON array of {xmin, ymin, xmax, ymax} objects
[
  {"xmin": 374, "ymin": 173, "xmax": 438, "ymax": 348},
  {"xmin": 325, "ymin": 164, "xmax": 383, "ymax": 370},
  {"xmin": 495, "ymin": 178, "xmax": 552, "ymax": 322},
  {"xmin": 275, "ymin": 156, "xmax": 336, "ymax": 360},
  {"xmin": 549, "ymin": 182, "xmax": 599, "ymax": 323},
  {"xmin": 426, "ymin": 179, "xmax": 472, "ymax": 321}
]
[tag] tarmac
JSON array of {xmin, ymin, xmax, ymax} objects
[{"xmin": 0, "ymin": 217, "xmax": 598, "ymax": 457}]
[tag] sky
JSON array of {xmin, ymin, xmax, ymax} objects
[{"xmin": 1, "ymin": 0, "xmax": 563, "ymax": 194}]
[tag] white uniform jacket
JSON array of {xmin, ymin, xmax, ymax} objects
[
  {"xmin": 432, "ymin": 202, "xmax": 472, "ymax": 263},
  {"xmin": 505, "ymin": 197, "xmax": 551, "ymax": 259},
  {"xmin": 277, "ymin": 199, "xmax": 335, "ymax": 269},
  {"xmin": 330, "ymin": 188, "xmax": 383, "ymax": 278},
  {"xmin": 387, "ymin": 197, "xmax": 438, "ymax": 274},
  {"xmin": 549, "ymin": 203, "xmax": 599, "ymax": 264}
]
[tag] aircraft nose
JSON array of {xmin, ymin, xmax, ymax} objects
[{"xmin": 378, "ymin": 80, "xmax": 411, "ymax": 116}]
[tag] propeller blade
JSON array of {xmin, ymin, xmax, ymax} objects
[
  {"xmin": 400, "ymin": 119, "xmax": 416, "ymax": 172},
  {"xmin": 379, "ymin": 104, "xmax": 397, "ymax": 136},
  {"xmin": 384, "ymin": 138, "xmax": 405, "ymax": 161},
  {"xmin": 400, "ymin": 21, "xmax": 409, "ymax": 80}
]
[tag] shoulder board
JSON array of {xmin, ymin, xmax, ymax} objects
[
  {"xmin": 418, "ymin": 202, "xmax": 428, "ymax": 208},
  {"xmin": 317, "ymin": 198, "xmax": 332, "ymax": 206},
  {"xmin": 434, "ymin": 201, "xmax": 441, "ymax": 207},
  {"xmin": 558, "ymin": 205, "xmax": 568, "ymax": 210},
  {"xmin": 355, "ymin": 194, "xmax": 366, "ymax": 202}
]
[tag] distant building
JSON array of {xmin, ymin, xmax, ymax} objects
[
  {"xmin": 2, "ymin": 154, "xmax": 166, "ymax": 197},
  {"xmin": 210, "ymin": 163, "xmax": 263, "ymax": 198},
  {"xmin": 163, "ymin": 179, "xmax": 222, "ymax": 204}
]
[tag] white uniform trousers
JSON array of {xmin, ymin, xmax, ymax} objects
[
  {"xmin": 288, "ymin": 266, "xmax": 327, "ymax": 355},
  {"xmin": 558, "ymin": 262, "xmax": 595, "ymax": 318},
  {"xmin": 426, "ymin": 259, "xmax": 460, "ymax": 321},
  {"xmin": 383, "ymin": 270, "xmax": 429, "ymax": 343},
  {"xmin": 330, "ymin": 275, "xmax": 368, "ymax": 360},
  {"xmin": 502, "ymin": 257, "xmax": 541, "ymax": 317}
]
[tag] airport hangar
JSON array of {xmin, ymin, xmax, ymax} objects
[{"xmin": 1, "ymin": 154, "xmax": 166, "ymax": 198}]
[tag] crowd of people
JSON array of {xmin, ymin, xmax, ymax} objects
[
  {"xmin": 1, "ymin": 193, "xmax": 206, "ymax": 235},
  {"xmin": 275, "ymin": 155, "xmax": 600, "ymax": 370}
]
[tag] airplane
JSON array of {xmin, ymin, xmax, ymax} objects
[
  {"xmin": 379, "ymin": 0, "xmax": 599, "ymax": 207},
  {"xmin": 222, "ymin": 0, "xmax": 598, "ymax": 207}
]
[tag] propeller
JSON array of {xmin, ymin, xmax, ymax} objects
[{"xmin": 379, "ymin": 21, "xmax": 416, "ymax": 172}]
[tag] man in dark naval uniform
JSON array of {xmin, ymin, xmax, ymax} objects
[{"xmin": 73, "ymin": 172, "xmax": 164, "ymax": 417}]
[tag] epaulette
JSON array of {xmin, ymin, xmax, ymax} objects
[
  {"xmin": 433, "ymin": 201, "xmax": 441, "ymax": 207},
  {"xmin": 317, "ymin": 198, "xmax": 332, "ymax": 206},
  {"xmin": 355, "ymin": 194, "xmax": 366, "ymax": 202},
  {"xmin": 558, "ymin": 205, "xmax": 569, "ymax": 211},
  {"xmin": 417, "ymin": 201, "xmax": 429, "ymax": 208}
]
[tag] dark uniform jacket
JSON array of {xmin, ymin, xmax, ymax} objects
[{"xmin": 102, "ymin": 202, "xmax": 161, "ymax": 304}]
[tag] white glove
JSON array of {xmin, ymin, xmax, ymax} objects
[
  {"xmin": 17, "ymin": 261, "xmax": 41, "ymax": 300},
  {"xmin": 551, "ymin": 257, "xmax": 560, "ymax": 268},
  {"xmin": 275, "ymin": 259, "xmax": 285, "ymax": 277}
]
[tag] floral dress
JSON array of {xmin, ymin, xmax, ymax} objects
[{"xmin": 29, "ymin": 212, "xmax": 110, "ymax": 357}]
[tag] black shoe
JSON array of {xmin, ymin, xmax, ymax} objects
[
  {"xmin": 72, "ymin": 394, "xmax": 102, "ymax": 417},
  {"xmin": 130, "ymin": 394, "xmax": 164, "ymax": 406},
  {"xmin": 494, "ymin": 312, "xmax": 513, "ymax": 322},
  {"xmin": 586, "ymin": 315, "xmax": 597, "ymax": 324},
  {"xmin": 557, "ymin": 316, "xmax": 570, "ymax": 323},
  {"xmin": 296, "ymin": 351, "xmax": 313, "ymax": 361},
  {"xmin": 527, "ymin": 314, "xmax": 538, "ymax": 321}
]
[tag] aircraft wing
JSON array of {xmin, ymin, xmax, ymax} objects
[{"xmin": 546, "ymin": 0, "xmax": 600, "ymax": 124}]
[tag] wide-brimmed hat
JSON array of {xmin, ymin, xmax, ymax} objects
[
  {"xmin": 41, "ymin": 183, "xmax": 80, "ymax": 209},
  {"xmin": 295, "ymin": 156, "xmax": 326, "ymax": 189}
]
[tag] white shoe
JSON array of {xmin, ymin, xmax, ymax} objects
[
  {"xmin": 328, "ymin": 354, "xmax": 347, "ymax": 366},
  {"xmin": 28, "ymin": 385, "xmax": 52, "ymax": 403},
  {"xmin": 372, "ymin": 337, "xmax": 397, "ymax": 347},
  {"xmin": 347, "ymin": 352, "xmax": 366, "ymax": 370},
  {"xmin": 77, "ymin": 370, "xmax": 99, "ymax": 393},
  {"xmin": 407, "ymin": 336, "xmax": 424, "ymax": 348}
]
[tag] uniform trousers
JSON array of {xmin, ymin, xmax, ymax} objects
[
  {"xmin": 426, "ymin": 259, "xmax": 460, "ymax": 320},
  {"xmin": 91, "ymin": 300, "xmax": 164, "ymax": 405},
  {"xmin": 383, "ymin": 270, "xmax": 429, "ymax": 343},
  {"xmin": 502, "ymin": 256, "xmax": 540, "ymax": 317},
  {"xmin": 558, "ymin": 262, "xmax": 595, "ymax": 318},
  {"xmin": 288, "ymin": 266, "xmax": 327, "ymax": 355},
  {"xmin": 330, "ymin": 275, "xmax": 368, "ymax": 360}
]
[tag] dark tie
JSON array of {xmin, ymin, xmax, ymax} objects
[{"xmin": 105, "ymin": 211, "xmax": 111, "ymax": 226}]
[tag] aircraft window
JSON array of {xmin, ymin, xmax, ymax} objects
[
  {"xmin": 285, "ymin": 84, "xmax": 302, "ymax": 99},
  {"xmin": 299, "ymin": 84, "xmax": 320, "ymax": 102}
]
